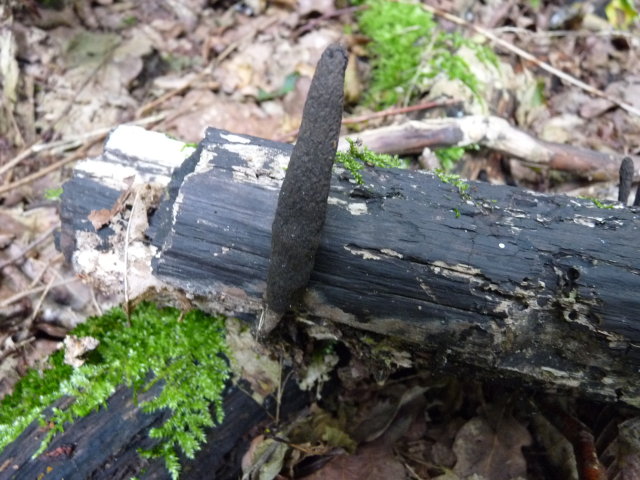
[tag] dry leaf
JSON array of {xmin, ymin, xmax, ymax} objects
[
  {"xmin": 453, "ymin": 414, "xmax": 531, "ymax": 480},
  {"xmin": 301, "ymin": 442, "xmax": 405, "ymax": 480},
  {"xmin": 88, "ymin": 208, "xmax": 113, "ymax": 231},
  {"xmin": 63, "ymin": 335, "xmax": 99, "ymax": 368}
]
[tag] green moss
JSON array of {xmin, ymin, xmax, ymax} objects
[
  {"xmin": 434, "ymin": 168, "xmax": 473, "ymax": 216},
  {"xmin": 0, "ymin": 303, "xmax": 229, "ymax": 480},
  {"xmin": 581, "ymin": 196, "xmax": 616, "ymax": 209},
  {"xmin": 335, "ymin": 138, "xmax": 402, "ymax": 184},
  {"xmin": 434, "ymin": 168, "xmax": 469, "ymax": 196},
  {"xmin": 357, "ymin": 0, "xmax": 497, "ymax": 109}
]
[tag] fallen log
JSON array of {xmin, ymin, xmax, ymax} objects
[
  {"xmin": 56, "ymin": 124, "xmax": 640, "ymax": 409},
  {"xmin": 0, "ymin": 372, "xmax": 308, "ymax": 479}
]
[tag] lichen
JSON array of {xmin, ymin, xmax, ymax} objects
[{"xmin": 0, "ymin": 302, "xmax": 229, "ymax": 480}]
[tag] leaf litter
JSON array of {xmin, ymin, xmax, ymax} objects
[{"xmin": 2, "ymin": 1, "xmax": 640, "ymax": 478}]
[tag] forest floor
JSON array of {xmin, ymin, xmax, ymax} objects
[{"xmin": 1, "ymin": 1, "xmax": 640, "ymax": 479}]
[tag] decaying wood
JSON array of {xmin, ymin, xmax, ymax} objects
[
  {"xmin": 58, "ymin": 124, "xmax": 640, "ymax": 409},
  {"xmin": 0, "ymin": 372, "xmax": 308, "ymax": 479},
  {"xmin": 345, "ymin": 115, "xmax": 639, "ymax": 182}
]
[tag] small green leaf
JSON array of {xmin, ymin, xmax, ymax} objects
[
  {"xmin": 605, "ymin": 0, "xmax": 638, "ymax": 29},
  {"xmin": 44, "ymin": 187, "xmax": 64, "ymax": 200},
  {"xmin": 181, "ymin": 142, "xmax": 197, "ymax": 151},
  {"xmin": 257, "ymin": 72, "xmax": 300, "ymax": 102}
]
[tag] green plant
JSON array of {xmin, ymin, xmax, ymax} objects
[
  {"xmin": 44, "ymin": 187, "xmax": 64, "ymax": 200},
  {"xmin": 434, "ymin": 168, "xmax": 472, "ymax": 216},
  {"xmin": 357, "ymin": 0, "xmax": 498, "ymax": 109},
  {"xmin": 181, "ymin": 142, "xmax": 198, "ymax": 151},
  {"xmin": 605, "ymin": 0, "xmax": 638, "ymax": 29},
  {"xmin": 581, "ymin": 197, "xmax": 616, "ymax": 209},
  {"xmin": 122, "ymin": 16, "xmax": 138, "ymax": 27},
  {"xmin": 0, "ymin": 303, "xmax": 229, "ymax": 480},
  {"xmin": 257, "ymin": 72, "xmax": 300, "ymax": 102},
  {"xmin": 335, "ymin": 138, "xmax": 402, "ymax": 184},
  {"xmin": 434, "ymin": 168, "xmax": 469, "ymax": 192},
  {"xmin": 434, "ymin": 144, "xmax": 479, "ymax": 171}
]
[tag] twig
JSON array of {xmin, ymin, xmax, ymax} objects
[
  {"xmin": 28, "ymin": 261, "xmax": 52, "ymax": 289},
  {"xmin": 494, "ymin": 26, "xmax": 639, "ymax": 39},
  {"xmin": 274, "ymin": 359, "xmax": 294, "ymax": 426},
  {"xmin": 342, "ymin": 99, "xmax": 460, "ymax": 125},
  {"xmin": 293, "ymin": 6, "xmax": 364, "ymax": 37},
  {"xmin": 0, "ymin": 113, "xmax": 166, "ymax": 180},
  {"xmin": 0, "ymin": 114, "xmax": 165, "ymax": 196},
  {"xmin": 0, "ymin": 277, "xmax": 81, "ymax": 308},
  {"xmin": 123, "ymin": 187, "xmax": 141, "ymax": 327},
  {"xmin": 0, "ymin": 142, "xmax": 97, "ymax": 196},
  {"xmin": 417, "ymin": 3, "xmax": 640, "ymax": 117},
  {"xmin": 26, "ymin": 275, "xmax": 55, "ymax": 327},
  {"xmin": 0, "ymin": 224, "xmax": 59, "ymax": 271},
  {"xmin": 273, "ymin": 99, "xmax": 457, "ymax": 142},
  {"xmin": 89, "ymin": 286, "xmax": 103, "ymax": 317}
]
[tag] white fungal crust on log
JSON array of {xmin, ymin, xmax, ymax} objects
[{"xmin": 60, "ymin": 125, "xmax": 640, "ymax": 407}]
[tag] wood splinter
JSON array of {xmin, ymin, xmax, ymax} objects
[
  {"xmin": 260, "ymin": 44, "xmax": 348, "ymax": 336},
  {"xmin": 618, "ymin": 156, "xmax": 634, "ymax": 204}
]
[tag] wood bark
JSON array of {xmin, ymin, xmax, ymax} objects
[
  {"xmin": 0, "ymin": 375, "xmax": 308, "ymax": 479},
  {"xmin": 57, "ymin": 124, "xmax": 640, "ymax": 411}
]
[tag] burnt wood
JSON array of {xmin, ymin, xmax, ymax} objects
[
  {"xmin": 57, "ymin": 125, "xmax": 640, "ymax": 410},
  {"xmin": 0, "ymin": 373, "xmax": 307, "ymax": 479}
]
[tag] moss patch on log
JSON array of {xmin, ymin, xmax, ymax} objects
[{"xmin": 0, "ymin": 302, "xmax": 229, "ymax": 480}]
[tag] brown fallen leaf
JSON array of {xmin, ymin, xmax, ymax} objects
[
  {"xmin": 87, "ymin": 176, "xmax": 134, "ymax": 230},
  {"xmin": 300, "ymin": 442, "xmax": 405, "ymax": 480},
  {"xmin": 452, "ymin": 413, "xmax": 531, "ymax": 480}
]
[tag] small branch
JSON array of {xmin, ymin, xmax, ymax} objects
[
  {"xmin": 0, "ymin": 115, "xmax": 165, "ymax": 196},
  {"xmin": 26, "ymin": 276, "xmax": 55, "ymax": 329},
  {"xmin": 273, "ymin": 100, "xmax": 458, "ymax": 143},
  {"xmin": 494, "ymin": 26, "xmax": 639, "ymax": 39},
  {"xmin": 0, "ymin": 224, "xmax": 59, "ymax": 271},
  {"xmin": 344, "ymin": 115, "xmax": 632, "ymax": 181},
  {"xmin": 341, "ymin": 99, "xmax": 460, "ymax": 125},
  {"xmin": 123, "ymin": 188, "xmax": 141, "ymax": 327},
  {"xmin": 0, "ymin": 277, "xmax": 81, "ymax": 308},
  {"xmin": 0, "ymin": 114, "xmax": 165, "ymax": 181}
]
